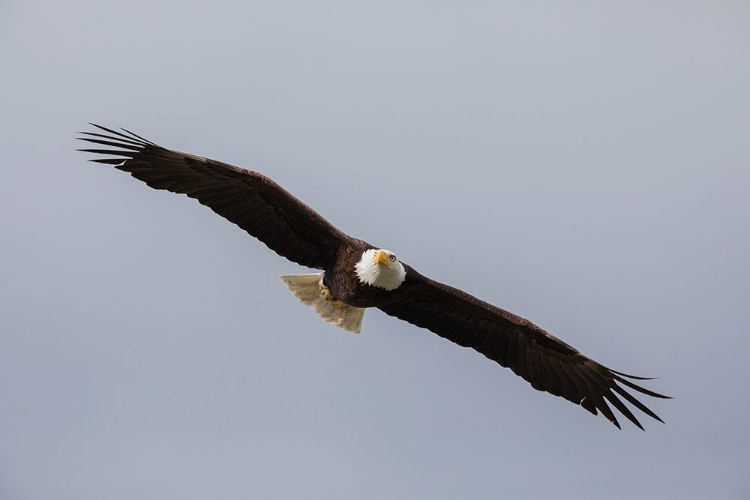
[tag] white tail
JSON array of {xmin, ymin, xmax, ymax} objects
[{"xmin": 279, "ymin": 274, "xmax": 365, "ymax": 333}]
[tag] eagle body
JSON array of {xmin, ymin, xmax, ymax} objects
[
  {"xmin": 326, "ymin": 243, "xmax": 397, "ymax": 308},
  {"xmin": 79, "ymin": 124, "xmax": 669, "ymax": 430}
]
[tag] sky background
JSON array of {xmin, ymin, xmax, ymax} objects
[{"xmin": 2, "ymin": 1, "xmax": 749, "ymax": 498}]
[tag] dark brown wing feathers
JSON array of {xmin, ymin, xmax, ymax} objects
[
  {"xmin": 380, "ymin": 268, "xmax": 669, "ymax": 429},
  {"xmin": 79, "ymin": 124, "xmax": 347, "ymax": 269}
]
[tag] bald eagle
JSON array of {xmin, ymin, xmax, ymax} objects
[{"xmin": 79, "ymin": 124, "xmax": 669, "ymax": 429}]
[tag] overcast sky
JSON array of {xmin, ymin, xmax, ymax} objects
[{"xmin": 2, "ymin": 1, "xmax": 749, "ymax": 498}]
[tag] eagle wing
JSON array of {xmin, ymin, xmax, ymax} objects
[
  {"xmin": 379, "ymin": 266, "xmax": 669, "ymax": 429},
  {"xmin": 79, "ymin": 125, "xmax": 348, "ymax": 270}
]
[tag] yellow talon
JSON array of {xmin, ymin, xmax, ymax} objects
[{"xmin": 320, "ymin": 285, "xmax": 345, "ymax": 307}]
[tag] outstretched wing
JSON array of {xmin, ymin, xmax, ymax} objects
[
  {"xmin": 379, "ymin": 267, "xmax": 669, "ymax": 429},
  {"xmin": 79, "ymin": 124, "xmax": 349, "ymax": 270}
]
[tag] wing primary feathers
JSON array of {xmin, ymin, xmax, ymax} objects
[
  {"xmin": 602, "ymin": 391, "xmax": 643, "ymax": 430},
  {"xmin": 89, "ymin": 158, "xmax": 129, "ymax": 165},
  {"xmin": 77, "ymin": 148, "xmax": 136, "ymax": 157},
  {"xmin": 611, "ymin": 373, "xmax": 671, "ymax": 399},
  {"xmin": 612, "ymin": 385, "xmax": 665, "ymax": 424},
  {"xmin": 88, "ymin": 123, "xmax": 146, "ymax": 143},
  {"xmin": 120, "ymin": 126, "xmax": 159, "ymax": 146},
  {"xmin": 591, "ymin": 394, "xmax": 620, "ymax": 429},
  {"xmin": 577, "ymin": 364, "xmax": 644, "ymax": 430},
  {"xmin": 559, "ymin": 362, "xmax": 613, "ymax": 423},
  {"xmin": 77, "ymin": 137, "xmax": 143, "ymax": 150},
  {"xmin": 79, "ymin": 131, "xmax": 145, "ymax": 147},
  {"xmin": 609, "ymin": 369, "xmax": 658, "ymax": 381}
]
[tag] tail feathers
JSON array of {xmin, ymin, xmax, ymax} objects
[
  {"xmin": 279, "ymin": 274, "xmax": 365, "ymax": 333},
  {"xmin": 279, "ymin": 274, "xmax": 321, "ymax": 306}
]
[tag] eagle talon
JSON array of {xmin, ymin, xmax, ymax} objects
[
  {"xmin": 321, "ymin": 285, "xmax": 345, "ymax": 307},
  {"xmin": 320, "ymin": 286, "xmax": 334, "ymax": 301}
]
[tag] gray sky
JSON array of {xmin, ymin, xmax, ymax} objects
[{"xmin": 2, "ymin": 1, "xmax": 749, "ymax": 498}]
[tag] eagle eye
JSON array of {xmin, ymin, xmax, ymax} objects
[{"xmin": 389, "ymin": 255, "xmax": 396, "ymax": 262}]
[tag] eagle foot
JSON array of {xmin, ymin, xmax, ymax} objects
[
  {"xmin": 320, "ymin": 286, "xmax": 334, "ymax": 301},
  {"xmin": 320, "ymin": 284, "xmax": 346, "ymax": 308}
]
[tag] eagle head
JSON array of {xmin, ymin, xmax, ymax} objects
[{"xmin": 355, "ymin": 248, "xmax": 406, "ymax": 291}]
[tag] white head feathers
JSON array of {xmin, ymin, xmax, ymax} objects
[{"xmin": 355, "ymin": 248, "xmax": 406, "ymax": 291}]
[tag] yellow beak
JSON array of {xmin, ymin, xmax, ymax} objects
[{"xmin": 374, "ymin": 250, "xmax": 392, "ymax": 266}]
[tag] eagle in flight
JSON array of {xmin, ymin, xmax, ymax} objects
[{"xmin": 79, "ymin": 124, "xmax": 669, "ymax": 429}]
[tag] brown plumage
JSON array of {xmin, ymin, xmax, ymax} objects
[{"xmin": 79, "ymin": 124, "xmax": 669, "ymax": 429}]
